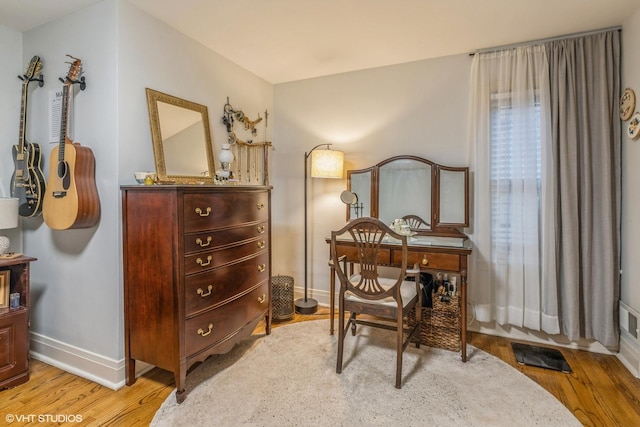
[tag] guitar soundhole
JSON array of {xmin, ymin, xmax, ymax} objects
[{"xmin": 57, "ymin": 161, "xmax": 71, "ymax": 191}]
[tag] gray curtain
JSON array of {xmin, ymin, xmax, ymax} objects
[{"xmin": 546, "ymin": 30, "xmax": 621, "ymax": 347}]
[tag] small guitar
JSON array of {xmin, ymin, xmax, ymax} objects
[
  {"xmin": 10, "ymin": 55, "xmax": 47, "ymax": 217},
  {"xmin": 43, "ymin": 55, "xmax": 100, "ymax": 230}
]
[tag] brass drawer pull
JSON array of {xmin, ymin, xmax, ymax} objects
[
  {"xmin": 258, "ymin": 294, "xmax": 267, "ymax": 304},
  {"xmin": 197, "ymin": 285, "xmax": 213, "ymax": 297},
  {"xmin": 257, "ymin": 264, "xmax": 266, "ymax": 272},
  {"xmin": 196, "ymin": 256, "xmax": 212, "ymax": 267},
  {"xmin": 257, "ymin": 225, "xmax": 266, "ymax": 234},
  {"xmin": 256, "ymin": 203, "xmax": 265, "ymax": 210},
  {"xmin": 421, "ymin": 255, "xmax": 429, "ymax": 266},
  {"xmin": 197, "ymin": 323, "xmax": 214, "ymax": 337},
  {"xmin": 257, "ymin": 240, "xmax": 266, "ymax": 249},
  {"xmin": 195, "ymin": 207, "xmax": 212, "ymax": 217},
  {"xmin": 196, "ymin": 236, "xmax": 212, "ymax": 247}
]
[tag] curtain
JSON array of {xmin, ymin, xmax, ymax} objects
[
  {"xmin": 546, "ymin": 31, "xmax": 621, "ymax": 347},
  {"xmin": 469, "ymin": 30, "xmax": 621, "ymax": 348},
  {"xmin": 469, "ymin": 46, "xmax": 559, "ymax": 333}
]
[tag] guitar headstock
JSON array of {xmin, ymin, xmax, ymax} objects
[
  {"xmin": 64, "ymin": 55, "xmax": 83, "ymax": 85},
  {"xmin": 24, "ymin": 55, "xmax": 42, "ymax": 80}
]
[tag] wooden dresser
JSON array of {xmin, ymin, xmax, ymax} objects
[{"xmin": 121, "ymin": 185, "xmax": 271, "ymax": 403}]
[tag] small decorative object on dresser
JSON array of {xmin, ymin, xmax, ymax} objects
[
  {"xmin": 121, "ymin": 184, "xmax": 272, "ymax": 403},
  {"xmin": 0, "ymin": 255, "xmax": 36, "ymax": 389}
]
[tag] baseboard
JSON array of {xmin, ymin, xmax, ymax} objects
[
  {"xmin": 618, "ymin": 332, "xmax": 640, "ymax": 378},
  {"xmin": 29, "ymin": 332, "xmax": 175, "ymax": 390},
  {"xmin": 29, "ymin": 332, "xmax": 125, "ymax": 390}
]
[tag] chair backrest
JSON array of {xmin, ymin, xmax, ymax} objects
[
  {"xmin": 401, "ymin": 214, "xmax": 430, "ymax": 230},
  {"xmin": 330, "ymin": 217, "xmax": 409, "ymax": 301}
]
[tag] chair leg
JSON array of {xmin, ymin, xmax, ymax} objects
[
  {"xmin": 350, "ymin": 312, "xmax": 357, "ymax": 336},
  {"xmin": 414, "ymin": 306, "xmax": 421, "ymax": 349},
  {"xmin": 336, "ymin": 301, "xmax": 345, "ymax": 374},
  {"xmin": 396, "ymin": 319, "xmax": 403, "ymax": 389}
]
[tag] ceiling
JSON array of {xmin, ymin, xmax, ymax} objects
[{"xmin": 1, "ymin": 0, "xmax": 638, "ymax": 84}]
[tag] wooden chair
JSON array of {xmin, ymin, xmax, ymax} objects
[
  {"xmin": 330, "ymin": 217, "xmax": 422, "ymax": 388},
  {"xmin": 402, "ymin": 214, "xmax": 430, "ymax": 231}
]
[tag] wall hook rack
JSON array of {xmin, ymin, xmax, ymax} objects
[
  {"xmin": 58, "ymin": 75, "xmax": 86, "ymax": 91},
  {"xmin": 18, "ymin": 73, "xmax": 44, "ymax": 87}
]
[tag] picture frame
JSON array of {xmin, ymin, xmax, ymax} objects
[{"xmin": 0, "ymin": 271, "xmax": 9, "ymax": 308}]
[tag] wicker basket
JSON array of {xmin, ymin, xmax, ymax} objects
[
  {"xmin": 408, "ymin": 293, "xmax": 461, "ymax": 352},
  {"xmin": 271, "ymin": 275, "xmax": 295, "ymax": 321}
]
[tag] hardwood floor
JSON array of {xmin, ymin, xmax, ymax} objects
[{"xmin": 1, "ymin": 308, "xmax": 639, "ymax": 426}]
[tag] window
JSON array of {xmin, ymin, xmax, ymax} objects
[{"xmin": 489, "ymin": 93, "xmax": 542, "ymax": 264}]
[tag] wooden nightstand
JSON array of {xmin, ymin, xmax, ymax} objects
[{"xmin": 0, "ymin": 255, "xmax": 36, "ymax": 389}]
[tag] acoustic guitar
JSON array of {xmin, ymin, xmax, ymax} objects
[
  {"xmin": 10, "ymin": 55, "xmax": 47, "ymax": 217},
  {"xmin": 42, "ymin": 56, "xmax": 100, "ymax": 230}
]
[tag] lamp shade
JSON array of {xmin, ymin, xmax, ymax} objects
[
  {"xmin": 0, "ymin": 198, "xmax": 19, "ymax": 230},
  {"xmin": 311, "ymin": 149, "xmax": 344, "ymax": 178}
]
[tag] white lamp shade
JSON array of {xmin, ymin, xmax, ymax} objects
[
  {"xmin": 311, "ymin": 149, "xmax": 344, "ymax": 178},
  {"xmin": 0, "ymin": 198, "xmax": 19, "ymax": 230},
  {"xmin": 219, "ymin": 143, "xmax": 234, "ymax": 163}
]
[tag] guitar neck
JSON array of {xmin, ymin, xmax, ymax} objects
[
  {"xmin": 17, "ymin": 81, "xmax": 29, "ymax": 152},
  {"xmin": 58, "ymin": 84, "xmax": 70, "ymax": 162}
]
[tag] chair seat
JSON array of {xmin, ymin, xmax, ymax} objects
[{"xmin": 345, "ymin": 274, "xmax": 420, "ymax": 308}]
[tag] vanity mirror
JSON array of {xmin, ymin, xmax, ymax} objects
[
  {"xmin": 145, "ymin": 88, "xmax": 216, "ymax": 183},
  {"xmin": 347, "ymin": 155, "xmax": 469, "ymax": 237}
]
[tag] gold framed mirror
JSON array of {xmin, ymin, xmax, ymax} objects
[{"xmin": 145, "ymin": 88, "xmax": 215, "ymax": 183}]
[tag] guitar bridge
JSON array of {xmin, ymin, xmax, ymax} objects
[{"xmin": 53, "ymin": 191, "xmax": 67, "ymax": 198}]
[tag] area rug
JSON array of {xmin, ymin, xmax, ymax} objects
[{"xmin": 151, "ymin": 320, "xmax": 580, "ymax": 426}]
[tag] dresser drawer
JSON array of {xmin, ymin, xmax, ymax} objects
[
  {"xmin": 184, "ymin": 222, "xmax": 268, "ymax": 254},
  {"xmin": 184, "ymin": 192, "xmax": 269, "ymax": 232},
  {"xmin": 185, "ymin": 282, "xmax": 269, "ymax": 356},
  {"xmin": 398, "ymin": 251, "xmax": 461, "ymax": 271},
  {"xmin": 185, "ymin": 252, "xmax": 270, "ymax": 316},
  {"xmin": 185, "ymin": 239, "xmax": 269, "ymax": 275},
  {"xmin": 0, "ymin": 309, "xmax": 28, "ymax": 378}
]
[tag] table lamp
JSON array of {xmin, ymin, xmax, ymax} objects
[
  {"xmin": 296, "ymin": 144, "xmax": 344, "ymax": 314},
  {"xmin": 0, "ymin": 198, "xmax": 19, "ymax": 255}
]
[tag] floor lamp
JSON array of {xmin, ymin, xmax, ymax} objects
[{"xmin": 295, "ymin": 144, "xmax": 344, "ymax": 314}]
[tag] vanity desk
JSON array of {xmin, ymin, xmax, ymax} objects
[
  {"xmin": 328, "ymin": 235, "xmax": 471, "ymax": 361},
  {"xmin": 330, "ymin": 155, "xmax": 472, "ymax": 362}
]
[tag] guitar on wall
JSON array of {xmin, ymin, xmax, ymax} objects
[
  {"xmin": 42, "ymin": 55, "xmax": 100, "ymax": 230},
  {"xmin": 10, "ymin": 55, "xmax": 47, "ymax": 217}
]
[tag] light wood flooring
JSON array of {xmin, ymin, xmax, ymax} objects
[{"xmin": 1, "ymin": 308, "xmax": 639, "ymax": 426}]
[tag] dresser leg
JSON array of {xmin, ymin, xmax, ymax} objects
[
  {"xmin": 265, "ymin": 314, "xmax": 272, "ymax": 335},
  {"xmin": 125, "ymin": 358, "xmax": 136, "ymax": 386},
  {"xmin": 175, "ymin": 371, "xmax": 187, "ymax": 403}
]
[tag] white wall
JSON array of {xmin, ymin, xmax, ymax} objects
[
  {"xmin": 272, "ymin": 54, "xmax": 472, "ymax": 303},
  {"xmin": 620, "ymin": 8, "xmax": 640, "ymax": 376},
  {"xmin": 7, "ymin": 0, "xmax": 272, "ymax": 389},
  {"xmin": 0, "ymin": 25, "xmax": 23, "ymax": 252},
  {"xmin": 20, "ymin": 0, "xmax": 121, "ymax": 385},
  {"xmin": 272, "ymin": 27, "xmax": 640, "ymax": 362},
  {"xmin": 117, "ymin": 1, "xmax": 272, "ymax": 183}
]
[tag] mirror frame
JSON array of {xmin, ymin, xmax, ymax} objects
[
  {"xmin": 145, "ymin": 88, "xmax": 216, "ymax": 183},
  {"xmin": 347, "ymin": 155, "xmax": 469, "ymax": 237},
  {"xmin": 435, "ymin": 165, "xmax": 469, "ymax": 228}
]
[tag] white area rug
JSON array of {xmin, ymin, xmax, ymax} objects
[{"xmin": 151, "ymin": 320, "xmax": 580, "ymax": 426}]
